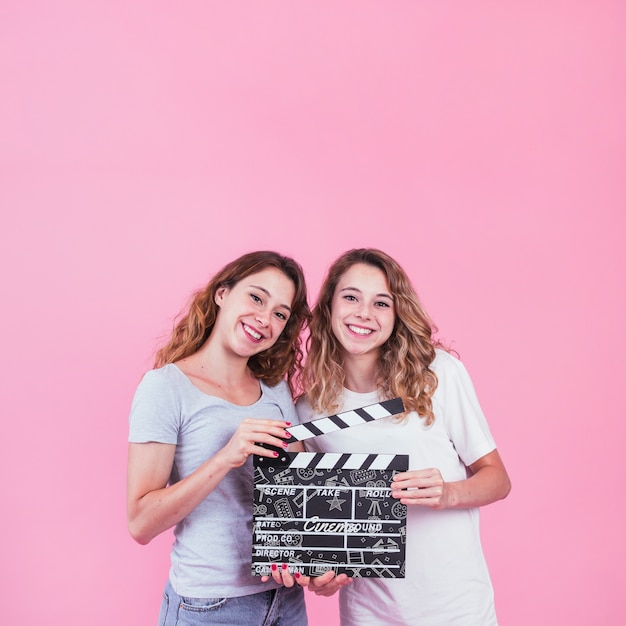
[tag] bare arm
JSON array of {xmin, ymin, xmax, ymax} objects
[
  {"xmin": 127, "ymin": 418, "xmax": 293, "ymax": 544},
  {"xmin": 390, "ymin": 449, "xmax": 511, "ymax": 510}
]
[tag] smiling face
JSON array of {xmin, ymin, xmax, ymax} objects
[
  {"xmin": 214, "ymin": 267, "xmax": 296, "ymax": 359},
  {"xmin": 330, "ymin": 263, "xmax": 396, "ymax": 359}
]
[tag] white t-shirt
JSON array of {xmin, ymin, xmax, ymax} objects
[{"xmin": 296, "ymin": 350, "xmax": 499, "ymax": 626}]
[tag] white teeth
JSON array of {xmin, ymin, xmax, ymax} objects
[
  {"xmin": 244, "ymin": 324, "xmax": 262, "ymax": 340},
  {"xmin": 348, "ymin": 325, "xmax": 373, "ymax": 335}
]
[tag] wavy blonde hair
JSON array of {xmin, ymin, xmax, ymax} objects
[
  {"xmin": 303, "ymin": 248, "xmax": 444, "ymax": 425},
  {"xmin": 154, "ymin": 251, "xmax": 311, "ymax": 394}
]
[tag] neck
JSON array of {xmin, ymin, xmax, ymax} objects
[
  {"xmin": 342, "ymin": 351, "xmax": 379, "ymax": 393},
  {"xmin": 191, "ymin": 336, "xmax": 253, "ymax": 386}
]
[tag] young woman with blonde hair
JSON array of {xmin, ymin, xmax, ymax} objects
[
  {"xmin": 127, "ymin": 251, "xmax": 311, "ymax": 626},
  {"xmin": 297, "ymin": 248, "xmax": 511, "ymax": 625}
]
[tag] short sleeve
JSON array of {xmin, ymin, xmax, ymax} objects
[
  {"xmin": 433, "ymin": 352, "xmax": 497, "ymax": 466},
  {"xmin": 128, "ymin": 367, "xmax": 182, "ymax": 444}
]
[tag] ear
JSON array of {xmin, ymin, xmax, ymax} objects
[{"xmin": 214, "ymin": 286, "xmax": 228, "ymax": 306}]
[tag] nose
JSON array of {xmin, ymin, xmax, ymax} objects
[
  {"xmin": 255, "ymin": 313, "xmax": 269, "ymax": 327},
  {"xmin": 355, "ymin": 303, "xmax": 371, "ymax": 319}
]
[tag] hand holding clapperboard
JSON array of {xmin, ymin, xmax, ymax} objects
[{"xmin": 252, "ymin": 398, "xmax": 408, "ymax": 578}]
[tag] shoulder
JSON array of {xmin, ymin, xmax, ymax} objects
[
  {"xmin": 135, "ymin": 364, "xmax": 185, "ymax": 393},
  {"xmin": 131, "ymin": 365, "xmax": 192, "ymax": 411},
  {"xmin": 135, "ymin": 363, "xmax": 177, "ymax": 388},
  {"xmin": 295, "ymin": 395, "xmax": 315, "ymax": 422},
  {"xmin": 430, "ymin": 349, "xmax": 479, "ymax": 397},
  {"xmin": 129, "ymin": 365, "xmax": 186, "ymax": 437},
  {"xmin": 261, "ymin": 378, "xmax": 294, "ymax": 402},
  {"xmin": 431, "ymin": 348, "xmax": 469, "ymax": 376}
]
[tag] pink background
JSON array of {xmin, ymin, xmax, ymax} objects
[{"xmin": 2, "ymin": 2, "xmax": 625, "ymax": 624}]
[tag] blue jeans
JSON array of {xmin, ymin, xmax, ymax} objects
[{"xmin": 158, "ymin": 580, "xmax": 308, "ymax": 626}]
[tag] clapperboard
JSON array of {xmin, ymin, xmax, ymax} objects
[{"xmin": 252, "ymin": 398, "xmax": 408, "ymax": 578}]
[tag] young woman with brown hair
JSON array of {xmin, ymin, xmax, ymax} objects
[{"xmin": 127, "ymin": 251, "xmax": 311, "ymax": 626}]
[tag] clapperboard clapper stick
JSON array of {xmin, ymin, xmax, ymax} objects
[
  {"xmin": 252, "ymin": 398, "xmax": 409, "ymax": 579},
  {"xmin": 288, "ymin": 397, "xmax": 405, "ymax": 441},
  {"xmin": 255, "ymin": 397, "xmax": 405, "ymax": 462}
]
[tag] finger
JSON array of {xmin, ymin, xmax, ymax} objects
[
  {"xmin": 390, "ymin": 470, "xmax": 427, "ymax": 488},
  {"xmin": 279, "ymin": 563, "xmax": 296, "ymax": 588},
  {"xmin": 394, "ymin": 487, "xmax": 442, "ymax": 506},
  {"xmin": 390, "ymin": 470, "xmax": 412, "ymax": 483},
  {"xmin": 307, "ymin": 571, "xmax": 352, "ymax": 596},
  {"xmin": 250, "ymin": 433, "xmax": 294, "ymax": 457},
  {"xmin": 391, "ymin": 484, "xmax": 419, "ymax": 499},
  {"xmin": 242, "ymin": 419, "xmax": 294, "ymax": 437},
  {"xmin": 391, "ymin": 469, "xmax": 428, "ymax": 482},
  {"xmin": 311, "ymin": 581, "xmax": 343, "ymax": 597},
  {"xmin": 318, "ymin": 573, "xmax": 351, "ymax": 593},
  {"xmin": 269, "ymin": 563, "xmax": 285, "ymax": 585},
  {"xmin": 252, "ymin": 443, "xmax": 285, "ymax": 460},
  {"xmin": 268, "ymin": 563, "xmax": 299, "ymax": 587},
  {"xmin": 312, "ymin": 570, "xmax": 337, "ymax": 586},
  {"xmin": 391, "ymin": 472, "xmax": 441, "ymax": 492},
  {"xmin": 390, "ymin": 476, "xmax": 416, "ymax": 491}
]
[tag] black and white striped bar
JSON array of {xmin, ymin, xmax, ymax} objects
[
  {"xmin": 287, "ymin": 397, "xmax": 405, "ymax": 442},
  {"xmin": 285, "ymin": 452, "xmax": 402, "ymax": 471}
]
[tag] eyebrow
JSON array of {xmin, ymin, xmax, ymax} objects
[
  {"xmin": 339, "ymin": 287, "xmax": 393, "ymax": 301},
  {"xmin": 249, "ymin": 284, "xmax": 292, "ymax": 312}
]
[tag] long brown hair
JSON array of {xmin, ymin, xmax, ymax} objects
[
  {"xmin": 303, "ymin": 248, "xmax": 444, "ymax": 425},
  {"xmin": 155, "ymin": 251, "xmax": 311, "ymax": 394}
]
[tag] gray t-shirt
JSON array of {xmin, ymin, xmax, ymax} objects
[{"xmin": 129, "ymin": 363, "xmax": 299, "ymax": 598}]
